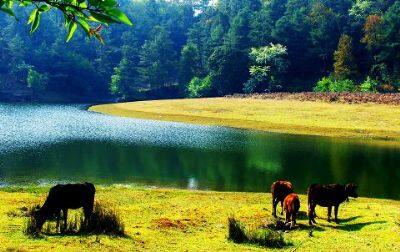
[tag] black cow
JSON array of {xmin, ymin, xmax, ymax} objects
[
  {"xmin": 308, "ymin": 183, "xmax": 358, "ymax": 225},
  {"xmin": 33, "ymin": 183, "xmax": 96, "ymax": 231}
]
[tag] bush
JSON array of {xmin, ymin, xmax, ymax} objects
[
  {"xmin": 314, "ymin": 77, "xmax": 356, "ymax": 93},
  {"xmin": 314, "ymin": 76, "xmax": 334, "ymax": 92},
  {"xmin": 187, "ymin": 76, "xmax": 212, "ymax": 98},
  {"xmin": 360, "ymin": 77, "xmax": 379, "ymax": 92},
  {"xmin": 227, "ymin": 217, "xmax": 288, "ymax": 248},
  {"xmin": 331, "ymin": 79, "xmax": 356, "ymax": 92}
]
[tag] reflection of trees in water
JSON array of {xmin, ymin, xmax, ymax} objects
[{"xmin": 0, "ymin": 136, "xmax": 400, "ymax": 199}]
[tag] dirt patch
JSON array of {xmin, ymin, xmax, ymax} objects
[
  {"xmin": 153, "ymin": 218, "xmax": 187, "ymax": 230},
  {"xmin": 228, "ymin": 92, "xmax": 400, "ymax": 105}
]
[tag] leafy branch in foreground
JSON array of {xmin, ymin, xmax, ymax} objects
[{"xmin": 0, "ymin": 0, "xmax": 132, "ymax": 43}]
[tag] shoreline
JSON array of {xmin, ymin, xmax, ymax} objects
[{"xmin": 89, "ymin": 97, "xmax": 400, "ymax": 146}]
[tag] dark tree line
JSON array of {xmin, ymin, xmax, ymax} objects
[{"xmin": 0, "ymin": 0, "xmax": 399, "ymax": 102}]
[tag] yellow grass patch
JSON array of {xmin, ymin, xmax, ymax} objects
[
  {"xmin": 90, "ymin": 98, "xmax": 400, "ymax": 144},
  {"xmin": 1, "ymin": 186, "xmax": 399, "ymax": 251}
]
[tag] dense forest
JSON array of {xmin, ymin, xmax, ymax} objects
[{"xmin": 0, "ymin": 0, "xmax": 399, "ymax": 102}]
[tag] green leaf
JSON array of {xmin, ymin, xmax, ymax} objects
[
  {"xmin": 77, "ymin": 18, "xmax": 90, "ymax": 36},
  {"xmin": 106, "ymin": 8, "xmax": 132, "ymax": 26},
  {"xmin": 28, "ymin": 9, "xmax": 37, "ymax": 24},
  {"xmin": 38, "ymin": 4, "xmax": 50, "ymax": 12},
  {"xmin": 30, "ymin": 10, "xmax": 41, "ymax": 34},
  {"xmin": 90, "ymin": 12, "xmax": 116, "ymax": 24},
  {"xmin": 66, "ymin": 21, "xmax": 78, "ymax": 42}
]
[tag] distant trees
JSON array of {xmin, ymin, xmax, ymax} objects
[{"xmin": 1, "ymin": 0, "xmax": 400, "ymax": 102}]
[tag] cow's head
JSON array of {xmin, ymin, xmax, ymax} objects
[
  {"xmin": 31, "ymin": 207, "xmax": 46, "ymax": 231},
  {"xmin": 345, "ymin": 183, "xmax": 358, "ymax": 198}
]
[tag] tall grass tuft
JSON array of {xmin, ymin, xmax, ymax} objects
[
  {"xmin": 228, "ymin": 217, "xmax": 248, "ymax": 243},
  {"xmin": 228, "ymin": 217, "xmax": 288, "ymax": 248},
  {"xmin": 80, "ymin": 202, "xmax": 125, "ymax": 236}
]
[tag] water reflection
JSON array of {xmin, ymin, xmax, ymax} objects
[{"xmin": 0, "ymin": 103, "xmax": 400, "ymax": 199}]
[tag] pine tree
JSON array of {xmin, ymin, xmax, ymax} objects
[{"xmin": 333, "ymin": 34, "xmax": 358, "ymax": 80}]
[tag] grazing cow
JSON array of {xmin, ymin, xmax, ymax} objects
[
  {"xmin": 283, "ymin": 193, "xmax": 300, "ymax": 228},
  {"xmin": 308, "ymin": 183, "xmax": 358, "ymax": 225},
  {"xmin": 33, "ymin": 183, "xmax": 96, "ymax": 231},
  {"xmin": 271, "ymin": 180, "xmax": 294, "ymax": 217}
]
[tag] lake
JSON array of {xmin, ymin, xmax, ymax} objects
[{"xmin": 0, "ymin": 103, "xmax": 399, "ymax": 199}]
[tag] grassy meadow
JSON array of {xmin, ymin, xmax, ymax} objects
[
  {"xmin": 1, "ymin": 186, "xmax": 400, "ymax": 251},
  {"xmin": 90, "ymin": 97, "xmax": 400, "ymax": 143}
]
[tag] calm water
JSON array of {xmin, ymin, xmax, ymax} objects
[{"xmin": 0, "ymin": 103, "xmax": 399, "ymax": 199}]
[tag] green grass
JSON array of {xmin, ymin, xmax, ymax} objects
[
  {"xmin": 90, "ymin": 98, "xmax": 400, "ymax": 144},
  {"xmin": 1, "ymin": 185, "xmax": 399, "ymax": 251}
]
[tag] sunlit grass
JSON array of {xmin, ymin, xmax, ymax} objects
[
  {"xmin": 90, "ymin": 98, "xmax": 400, "ymax": 143},
  {"xmin": 0, "ymin": 186, "xmax": 399, "ymax": 251}
]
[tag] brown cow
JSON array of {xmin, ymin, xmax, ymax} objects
[
  {"xmin": 271, "ymin": 180, "xmax": 294, "ymax": 217},
  {"xmin": 308, "ymin": 183, "xmax": 358, "ymax": 225},
  {"xmin": 283, "ymin": 193, "xmax": 300, "ymax": 228},
  {"xmin": 33, "ymin": 183, "xmax": 96, "ymax": 231}
]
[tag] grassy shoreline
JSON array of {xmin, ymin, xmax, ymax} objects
[
  {"xmin": 89, "ymin": 98, "xmax": 400, "ymax": 144},
  {"xmin": 1, "ymin": 185, "xmax": 400, "ymax": 251}
]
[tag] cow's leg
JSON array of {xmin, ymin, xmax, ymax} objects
[
  {"xmin": 334, "ymin": 205, "xmax": 339, "ymax": 223},
  {"xmin": 55, "ymin": 211, "xmax": 61, "ymax": 232},
  {"xmin": 84, "ymin": 204, "xmax": 94, "ymax": 225},
  {"xmin": 308, "ymin": 204, "xmax": 317, "ymax": 225},
  {"xmin": 272, "ymin": 197, "xmax": 277, "ymax": 217},
  {"xmin": 290, "ymin": 212, "xmax": 296, "ymax": 228},
  {"xmin": 285, "ymin": 211, "xmax": 290, "ymax": 224},
  {"xmin": 327, "ymin": 206, "xmax": 332, "ymax": 222},
  {"xmin": 62, "ymin": 209, "xmax": 68, "ymax": 231},
  {"xmin": 280, "ymin": 200, "xmax": 284, "ymax": 215}
]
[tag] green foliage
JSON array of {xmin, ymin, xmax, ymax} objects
[
  {"xmin": 0, "ymin": 0, "xmax": 132, "ymax": 42},
  {"xmin": 245, "ymin": 43, "xmax": 288, "ymax": 93},
  {"xmin": 360, "ymin": 76, "xmax": 379, "ymax": 92},
  {"xmin": 27, "ymin": 68, "xmax": 48, "ymax": 91},
  {"xmin": 187, "ymin": 76, "xmax": 212, "ymax": 98},
  {"xmin": 334, "ymin": 34, "xmax": 358, "ymax": 80},
  {"xmin": 314, "ymin": 76, "xmax": 356, "ymax": 93}
]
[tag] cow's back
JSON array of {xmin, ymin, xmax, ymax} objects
[{"xmin": 46, "ymin": 183, "xmax": 95, "ymax": 209}]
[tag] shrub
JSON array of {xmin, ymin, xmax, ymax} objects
[
  {"xmin": 227, "ymin": 217, "xmax": 288, "ymax": 248},
  {"xmin": 360, "ymin": 77, "xmax": 379, "ymax": 92},
  {"xmin": 314, "ymin": 76, "xmax": 334, "ymax": 92},
  {"xmin": 187, "ymin": 76, "xmax": 212, "ymax": 98},
  {"xmin": 330, "ymin": 79, "xmax": 356, "ymax": 92},
  {"xmin": 314, "ymin": 77, "xmax": 356, "ymax": 92}
]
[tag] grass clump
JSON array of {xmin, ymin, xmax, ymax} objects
[
  {"xmin": 81, "ymin": 202, "xmax": 125, "ymax": 236},
  {"xmin": 228, "ymin": 217, "xmax": 288, "ymax": 248}
]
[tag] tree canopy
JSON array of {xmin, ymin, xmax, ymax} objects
[{"xmin": 0, "ymin": 0, "xmax": 399, "ymax": 102}]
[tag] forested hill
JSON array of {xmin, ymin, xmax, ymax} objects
[{"xmin": 0, "ymin": 0, "xmax": 399, "ymax": 102}]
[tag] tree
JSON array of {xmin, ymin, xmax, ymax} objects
[
  {"xmin": 138, "ymin": 26, "xmax": 177, "ymax": 90},
  {"xmin": 244, "ymin": 43, "xmax": 289, "ymax": 93},
  {"xmin": 333, "ymin": 34, "xmax": 357, "ymax": 80},
  {"xmin": 178, "ymin": 43, "xmax": 200, "ymax": 94},
  {"xmin": 208, "ymin": 45, "xmax": 249, "ymax": 95},
  {"xmin": 0, "ymin": 0, "xmax": 132, "ymax": 42},
  {"xmin": 27, "ymin": 67, "xmax": 48, "ymax": 97}
]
